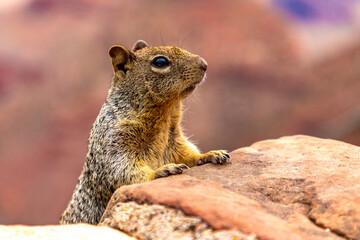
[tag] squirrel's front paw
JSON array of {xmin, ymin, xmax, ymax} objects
[
  {"xmin": 197, "ymin": 150, "xmax": 230, "ymax": 165},
  {"xmin": 154, "ymin": 163, "xmax": 189, "ymax": 179}
]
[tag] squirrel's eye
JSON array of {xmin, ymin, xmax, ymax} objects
[{"xmin": 151, "ymin": 56, "xmax": 170, "ymax": 68}]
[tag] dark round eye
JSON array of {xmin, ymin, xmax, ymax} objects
[{"xmin": 151, "ymin": 56, "xmax": 170, "ymax": 68}]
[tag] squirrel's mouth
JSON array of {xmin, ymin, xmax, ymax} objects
[
  {"xmin": 183, "ymin": 85, "xmax": 197, "ymax": 95},
  {"xmin": 181, "ymin": 74, "xmax": 206, "ymax": 97},
  {"xmin": 182, "ymin": 77, "xmax": 204, "ymax": 96}
]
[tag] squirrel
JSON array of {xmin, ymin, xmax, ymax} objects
[{"xmin": 59, "ymin": 40, "xmax": 230, "ymax": 225}]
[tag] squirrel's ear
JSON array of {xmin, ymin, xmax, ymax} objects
[
  {"xmin": 108, "ymin": 45, "xmax": 134, "ymax": 74},
  {"xmin": 132, "ymin": 40, "xmax": 149, "ymax": 52}
]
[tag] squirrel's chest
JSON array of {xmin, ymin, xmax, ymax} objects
[
  {"xmin": 138, "ymin": 124, "xmax": 182, "ymax": 166},
  {"xmin": 116, "ymin": 118, "xmax": 173, "ymax": 151}
]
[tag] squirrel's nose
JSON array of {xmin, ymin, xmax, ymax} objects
[{"xmin": 196, "ymin": 57, "xmax": 207, "ymax": 71}]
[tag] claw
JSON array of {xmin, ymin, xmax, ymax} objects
[{"xmin": 180, "ymin": 164, "xmax": 189, "ymax": 169}]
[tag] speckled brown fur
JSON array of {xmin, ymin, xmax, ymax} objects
[{"xmin": 59, "ymin": 40, "xmax": 230, "ymax": 225}]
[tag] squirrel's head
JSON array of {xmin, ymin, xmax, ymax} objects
[{"xmin": 108, "ymin": 40, "xmax": 207, "ymax": 103}]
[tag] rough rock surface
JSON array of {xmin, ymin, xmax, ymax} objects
[
  {"xmin": 0, "ymin": 224, "xmax": 134, "ymax": 239},
  {"xmin": 185, "ymin": 135, "xmax": 360, "ymax": 239},
  {"xmin": 101, "ymin": 135, "xmax": 360, "ymax": 240},
  {"xmin": 100, "ymin": 201, "xmax": 255, "ymax": 240}
]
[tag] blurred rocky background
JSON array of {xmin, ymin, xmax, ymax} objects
[{"xmin": 0, "ymin": 0, "xmax": 359, "ymax": 225}]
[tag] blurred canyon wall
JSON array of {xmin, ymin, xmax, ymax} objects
[{"xmin": 0, "ymin": 0, "xmax": 360, "ymax": 224}]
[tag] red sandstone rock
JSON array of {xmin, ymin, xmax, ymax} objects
[
  {"xmin": 101, "ymin": 135, "xmax": 359, "ymax": 239},
  {"xmin": 102, "ymin": 175, "xmax": 314, "ymax": 240},
  {"xmin": 100, "ymin": 201, "xmax": 255, "ymax": 240},
  {"xmin": 185, "ymin": 135, "xmax": 360, "ymax": 239}
]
